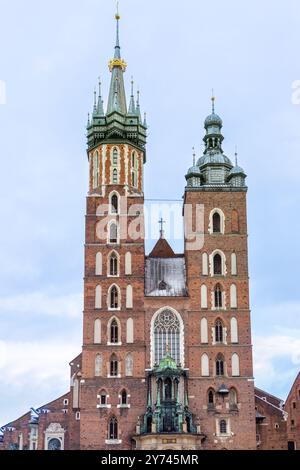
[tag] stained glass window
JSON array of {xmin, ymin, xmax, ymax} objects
[{"xmin": 153, "ymin": 310, "xmax": 181, "ymax": 365}]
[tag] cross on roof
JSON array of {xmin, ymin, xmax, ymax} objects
[{"xmin": 158, "ymin": 217, "xmax": 165, "ymax": 238}]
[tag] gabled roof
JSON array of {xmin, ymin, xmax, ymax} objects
[
  {"xmin": 149, "ymin": 237, "xmax": 175, "ymax": 258},
  {"xmin": 284, "ymin": 371, "xmax": 300, "ymax": 405},
  {"xmin": 255, "ymin": 387, "xmax": 284, "ymax": 407}
]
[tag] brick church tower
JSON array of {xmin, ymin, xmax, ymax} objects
[
  {"xmin": 79, "ymin": 12, "xmax": 148, "ymax": 449},
  {"xmin": 0, "ymin": 11, "xmax": 257, "ymax": 451},
  {"xmin": 77, "ymin": 13, "xmax": 256, "ymax": 449},
  {"xmin": 182, "ymin": 98, "xmax": 256, "ymax": 449}
]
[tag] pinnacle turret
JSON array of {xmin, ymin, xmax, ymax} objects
[
  {"xmin": 97, "ymin": 78, "xmax": 104, "ymax": 116},
  {"xmin": 128, "ymin": 77, "xmax": 136, "ymax": 114}
]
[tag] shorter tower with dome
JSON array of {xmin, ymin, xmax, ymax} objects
[{"xmin": 186, "ymin": 96, "xmax": 247, "ymax": 189}]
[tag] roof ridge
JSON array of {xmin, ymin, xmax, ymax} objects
[{"xmin": 255, "ymin": 394, "xmax": 285, "ymax": 414}]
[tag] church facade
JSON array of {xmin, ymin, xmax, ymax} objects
[{"xmin": 0, "ymin": 14, "xmax": 297, "ymax": 451}]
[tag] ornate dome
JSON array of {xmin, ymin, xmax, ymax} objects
[
  {"xmin": 229, "ymin": 164, "xmax": 246, "ymax": 176},
  {"xmin": 204, "ymin": 112, "xmax": 223, "ymax": 128},
  {"xmin": 186, "ymin": 165, "xmax": 201, "ymax": 175},
  {"xmin": 198, "ymin": 152, "xmax": 232, "ymax": 167}
]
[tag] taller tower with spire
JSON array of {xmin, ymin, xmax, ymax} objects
[
  {"xmin": 79, "ymin": 11, "xmax": 148, "ymax": 450},
  {"xmin": 86, "ymin": 12, "xmax": 147, "ymax": 186}
]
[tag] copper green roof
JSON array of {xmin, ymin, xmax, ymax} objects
[{"xmin": 157, "ymin": 353, "xmax": 178, "ymax": 370}]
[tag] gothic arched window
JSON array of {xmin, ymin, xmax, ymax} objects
[
  {"xmin": 110, "ymin": 354, "xmax": 118, "ymax": 377},
  {"xmin": 111, "ymin": 194, "xmax": 118, "ymax": 214},
  {"xmin": 121, "ymin": 389, "xmax": 127, "ymax": 405},
  {"xmin": 213, "ymin": 253, "xmax": 222, "ymax": 275},
  {"xmin": 208, "ymin": 389, "xmax": 215, "ymax": 406},
  {"xmin": 109, "ymin": 285, "xmax": 119, "ymax": 309},
  {"xmin": 109, "ymin": 252, "xmax": 118, "ymax": 276},
  {"xmin": 131, "ymin": 152, "xmax": 136, "ymax": 168},
  {"xmin": 219, "ymin": 419, "xmax": 227, "ymax": 435},
  {"xmin": 216, "ymin": 354, "xmax": 225, "ymax": 376},
  {"xmin": 108, "ymin": 416, "xmax": 118, "ymax": 440},
  {"xmin": 112, "ymin": 148, "xmax": 118, "ymax": 166},
  {"xmin": 215, "ymin": 319, "xmax": 223, "ymax": 343},
  {"xmin": 214, "ymin": 284, "xmax": 223, "ymax": 309},
  {"xmin": 99, "ymin": 389, "xmax": 108, "ymax": 406},
  {"xmin": 113, "ymin": 168, "xmax": 118, "ymax": 184},
  {"xmin": 213, "ymin": 212, "xmax": 221, "ymax": 233},
  {"xmin": 209, "ymin": 209, "xmax": 225, "ymax": 234},
  {"xmin": 110, "ymin": 319, "xmax": 119, "ymax": 343},
  {"xmin": 153, "ymin": 309, "xmax": 181, "ymax": 365}
]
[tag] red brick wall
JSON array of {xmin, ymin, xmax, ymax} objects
[
  {"xmin": 182, "ymin": 189, "xmax": 256, "ymax": 449},
  {"xmin": 255, "ymin": 395, "xmax": 287, "ymax": 450},
  {"xmin": 285, "ymin": 373, "xmax": 300, "ymax": 450}
]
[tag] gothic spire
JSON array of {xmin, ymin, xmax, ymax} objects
[
  {"xmin": 93, "ymin": 87, "xmax": 97, "ymax": 115},
  {"xmin": 143, "ymin": 112, "xmax": 147, "ymax": 128},
  {"xmin": 114, "ymin": 3, "xmax": 121, "ymax": 59},
  {"xmin": 97, "ymin": 77, "xmax": 104, "ymax": 116},
  {"xmin": 128, "ymin": 77, "xmax": 136, "ymax": 114},
  {"xmin": 107, "ymin": 9, "xmax": 127, "ymax": 114},
  {"xmin": 136, "ymin": 89, "xmax": 142, "ymax": 123}
]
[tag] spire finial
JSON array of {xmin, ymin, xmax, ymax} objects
[
  {"xmin": 235, "ymin": 145, "xmax": 238, "ymax": 166},
  {"xmin": 128, "ymin": 76, "xmax": 136, "ymax": 114},
  {"xmin": 107, "ymin": 6, "xmax": 127, "ymax": 113},
  {"xmin": 131, "ymin": 76, "xmax": 134, "ymax": 96},
  {"xmin": 98, "ymin": 77, "xmax": 102, "ymax": 97},
  {"xmin": 108, "ymin": 3, "xmax": 126, "ymax": 70},
  {"xmin": 97, "ymin": 77, "xmax": 104, "ymax": 116},
  {"xmin": 93, "ymin": 87, "xmax": 97, "ymax": 114},
  {"xmin": 158, "ymin": 217, "xmax": 165, "ymax": 239},
  {"xmin": 136, "ymin": 88, "xmax": 142, "ymax": 123},
  {"xmin": 192, "ymin": 146, "xmax": 196, "ymax": 166},
  {"xmin": 116, "ymin": 1, "xmax": 120, "ymax": 20},
  {"xmin": 112, "ymin": 2, "xmax": 121, "ymax": 59},
  {"xmin": 211, "ymin": 88, "xmax": 215, "ymax": 114},
  {"xmin": 115, "ymin": 2, "xmax": 120, "ymax": 47}
]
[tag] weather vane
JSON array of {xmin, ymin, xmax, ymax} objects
[
  {"xmin": 116, "ymin": 1, "xmax": 120, "ymax": 20},
  {"xmin": 211, "ymin": 88, "xmax": 215, "ymax": 113}
]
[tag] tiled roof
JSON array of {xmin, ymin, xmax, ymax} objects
[{"xmin": 149, "ymin": 238, "xmax": 175, "ymax": 258}]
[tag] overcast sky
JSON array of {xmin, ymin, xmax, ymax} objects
[{"xmin": 0, "ymin": 0, "xmax": 300, "ymax": 425}]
